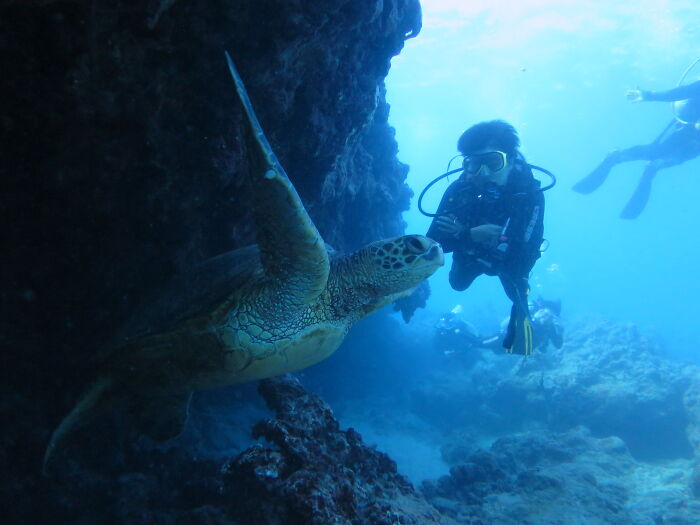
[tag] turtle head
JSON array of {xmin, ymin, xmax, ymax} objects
[{"xmin": 346, "ymin": 235, "xmax": 443, "ymax": 313}]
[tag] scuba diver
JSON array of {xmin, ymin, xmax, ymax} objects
[
  {"xmin": 573, "ymin": 78, "xmax": 700, "ymax": 219},
  {"xmin": 434, "ymin": 305, "xmax": 483, "ymax": 358},
  {"xmin": 528, "ymin": 296, "xmax": 563, "ymax": 351},
  {"xmin": 426, "ymin": 120, "xmax": 547, "ymax": 356}
]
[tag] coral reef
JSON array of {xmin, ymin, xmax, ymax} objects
[
  {"xmin": 411, "ymin": 317, "xmax": 698, "ymax": 461},
  {"xmin": 223, "ymin": 376, "xmax": 455, "ymax": 525},
  {"xmin": 365, "ymin": 316, "xmax": 700, "ymax": 523},
  {"xmin": 683, "ymin": 377, "xmax": 700, "ymax": 457},
  {"xmin": 423, "ymin": 426, "xmax": 700, "ymax": 525},
  {"xmin": 15, "ymin": 375, "xmax": 454, "ymax": 524}
]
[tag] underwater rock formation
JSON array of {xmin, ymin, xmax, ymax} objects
[
  {"xmin": 683, "ymin": 378, "xmax": 700, "ymax": 457},
  {"xmin": 1, "ymin": 0, "xmax": 427, "ymax": 522},
  {"xmin": 20, "ymin": 376, "xmax": 453, "ymax": 524},
  {"xmin": 2, "ymin": 0, "xmax": 421, "ymax": 350},
  {"xmin": 423, "ymin": 426, "xmax": 700, "ymax": 525},
  {"xmin": 223, "ymin": 376, "xmax": 456, "ymax": 525},
  {"xmin": 411, "ymin": 318, "xmax": 699, "ymax": 462}
]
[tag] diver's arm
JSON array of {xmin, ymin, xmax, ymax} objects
[
  {"xmin": 427, "ymin": 214, "xmax": 458, "ymax": 253},
  {"xmin": 640, "ymin": 80, "xmax": 700, "ymax": 102},
  {"xmin": 469, "ymin": 224, "xmax": 502, "ymax": 246},
  {"xmin": 428, "ymin": 216, "xmax": 480, "ymax": 253},
  {"xmin": 426, "ymin": 181, "xmax": 474, "ymax": 253}
]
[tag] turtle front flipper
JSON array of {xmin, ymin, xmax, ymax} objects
[{"xmin": 225, "ymin": 52, "xmax": 329, "ymax": 305}]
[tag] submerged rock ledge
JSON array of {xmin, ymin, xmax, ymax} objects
[
  {"xmin": 1, "ymin": 1, "xmax": 423, "ymax": 522},
  {"xmin": 223, "ymin": 376, "xmax": 454, "ymax": 525}
]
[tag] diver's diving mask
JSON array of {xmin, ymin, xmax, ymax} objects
[{"xmin": 463, "ymin": 151, "xmax": 508, "ymax": 175}]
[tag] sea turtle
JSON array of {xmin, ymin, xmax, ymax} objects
[{"xmin": 43, "ymin": 52, "xmax": 444, "ymax": 472}]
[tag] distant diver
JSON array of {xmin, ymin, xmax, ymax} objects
[
  {"xmin": 434, "ymin": 305, "xmax": 483, "ymax": 359},
  {"xmin": 573, "ymin": 61, "xmax": 700, "ymax": 219},
  {"xmin": 424, "ymin": 120, "xmax": 554, "ymax": 356}
]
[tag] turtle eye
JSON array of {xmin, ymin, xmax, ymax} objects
[{"xmin": 405, "ymin": 236, "xmax": 425, "ymax": 254}]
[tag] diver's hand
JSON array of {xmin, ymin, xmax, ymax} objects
[
  {"xmin": 435, "ymin": 215, "xmax": 465, "ymax": 237},
  {"xmin": 625, "ymin": 88, "xmax": 644, "ymax": 103},
  {"xmin": 470, "ymin": 224, "xmax": 502, "ymax": 246}
]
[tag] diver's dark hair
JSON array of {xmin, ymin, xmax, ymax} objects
[{"xmin": 457, "ymin": 120, "xmax": 520, "ymax": 156}]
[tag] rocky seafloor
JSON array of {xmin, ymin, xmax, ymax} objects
[{"xmin": 319, "ymin": 313, "xmax": 700, "ymax": 525}]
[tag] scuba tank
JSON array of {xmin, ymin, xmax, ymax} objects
[{"xmin": 673, "ymin": 56, "xmax": 700, "ymax": 126}]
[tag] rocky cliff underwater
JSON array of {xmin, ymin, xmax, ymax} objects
[
  {"xmin": 3, "ymin": 1, "xmax": 700, "ymax": 524},
  {"xmin": 2, "ymin": 0, "xmax": 432, "ymax": 522}
]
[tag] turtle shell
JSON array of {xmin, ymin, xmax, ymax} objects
[{"xmin": 115, "ymin": 245, "xmax": 263, "ymax": 344}]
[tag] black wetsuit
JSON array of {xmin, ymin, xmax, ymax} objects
[
  {"xmin": 619, "ymin": 80, "xmax": 700, "ymax": 167},
  {"xmin": 427, "ymin": 158, "xmax": 544, "ymax": 342},
  {"xmin": 434, "ymin": 315, "xmax": 481, "ymax": 356}
]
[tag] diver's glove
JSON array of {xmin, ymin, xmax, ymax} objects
[{"xmin": 625, "ymin": 88, "xmax": 645, "ymax": 103}]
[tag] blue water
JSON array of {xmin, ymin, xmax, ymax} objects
[{"xmin": 386, "ymin": 1, "xmax": 700, "ymax": 363}]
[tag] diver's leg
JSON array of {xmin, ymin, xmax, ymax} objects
[
  {"xmin": 449, "ymin": 257, "xmax": 482, "ymax": 291},
  {"xmin": 573, "ymin": 141, "xmax": 663, "ymax": 194},
  {"xmin": 614, "ymin": 143, "xmax": 664, "ymax": 162},
  {"xmin": 499, "ymin": 275, "xmax": 533, "ymax": 354},
  {"xmin": 499, "ymin": 274, "xmax": 530, "ymax": 308},
  {"xmin": 619, "ymin": 127, "xmax": 700, "ymax": 219}
]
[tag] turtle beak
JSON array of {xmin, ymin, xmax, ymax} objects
[
  {"xmin": 403, "ymin": 235, "xmax": 444, "ymax": 267},
  {"xmin": 422, "ymin": 244, "xmax": 444, "ymax": 265}
]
